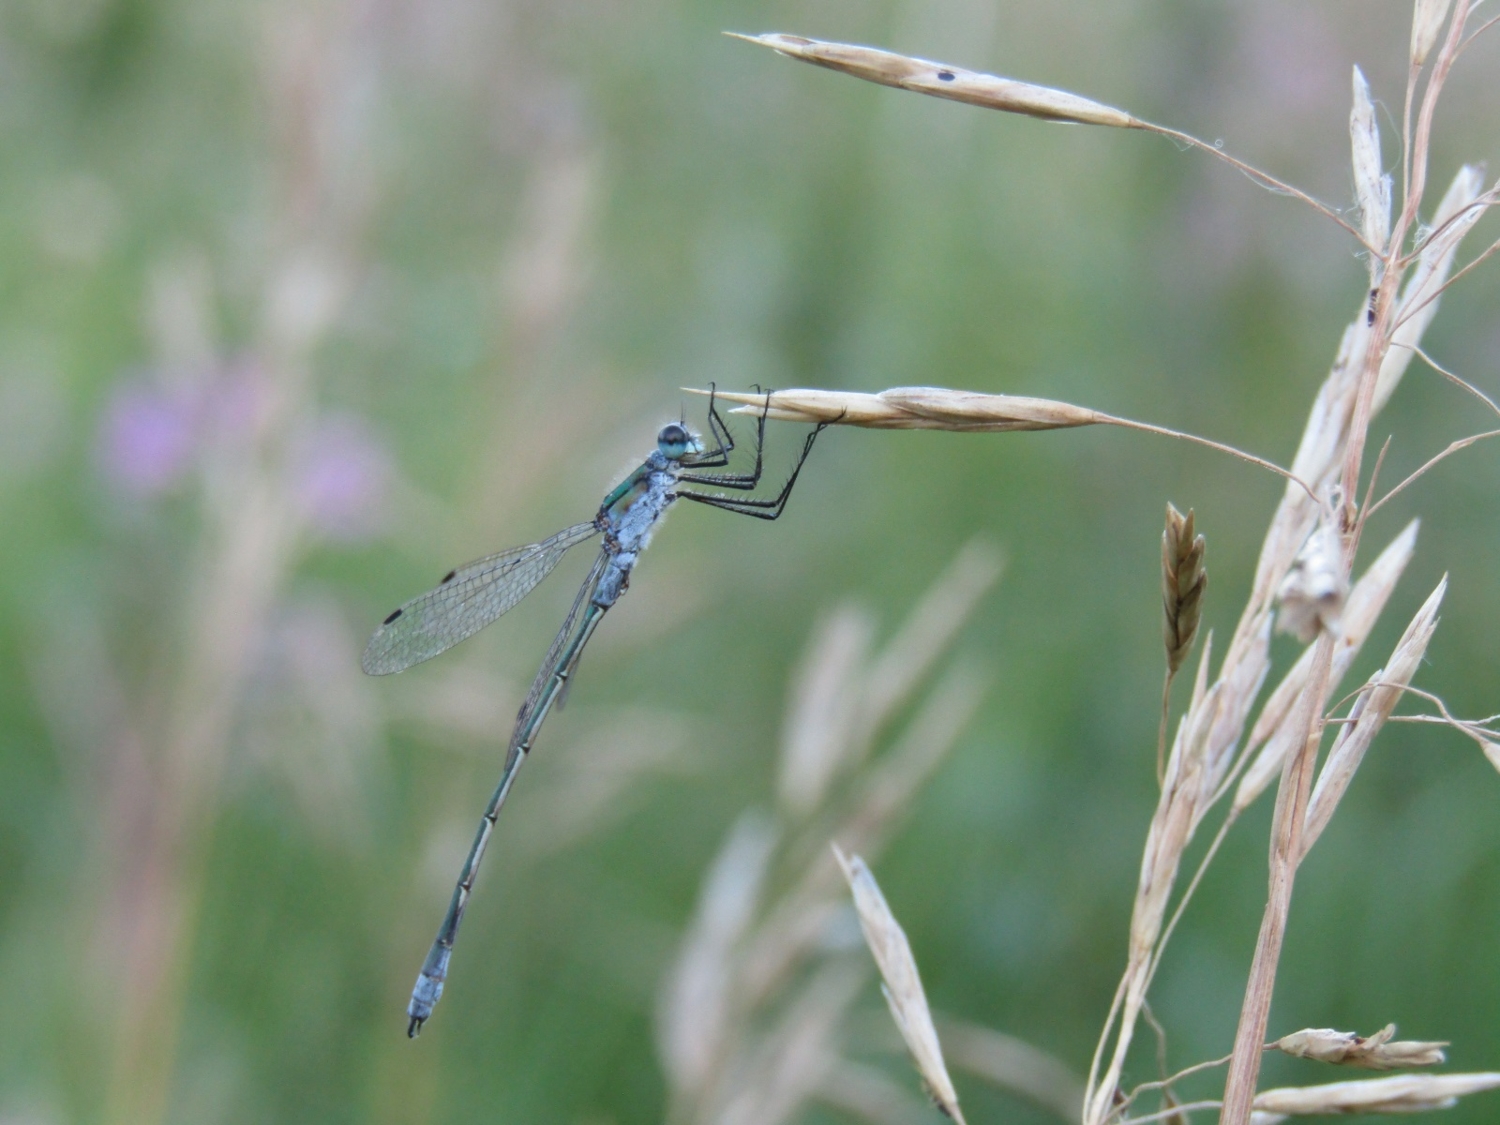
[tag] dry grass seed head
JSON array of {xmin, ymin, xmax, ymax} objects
[
  {"xmin": 1083, "ymin": 159, "xmax": 1484, "ymax": 1125},
  {"xmin": 859, "ymin": 540, "xmax": 1003, "ymax": 735},
  {"xmin": 1251, "ymin": 161, "xmax": 1473, "ymax": 645},
  {"xmin": 1378, "ymin": 165, "xmax": 1489, "ymax": 411},
  {"xmin": 1411, "ymin": 0, "xmax": 1457, "ymax": 66},
  {"xmin": 778, "ymin": 607, "xmax": 875, "ymax": 816},
  {"xmin": 705, "ymin": 386, "xmax": 1104, "ymax": 432},
  {"xmin": 658, "ymin": 813, "xmax": 776, "ymax": 1100},
  {"xmin": 658, "ymin": 544, "xmax": 998, "ymax": 1125},
  {"xmin": 1349, "ymin": 67, "xmax": 1392, "ymax": 268},
  {"xmin": 716, "ymin": 961, "xmax": 868, "ymax": 1125},
  {"xmin": 1252, "ymin": 1071, "xmax": 1500, "ymax": 1117},
  {"xmin": 1273, "ymin": 1024, "xmax": 1448, "ymax": 1070},
  {"xmin": 1162, "ymin": 504, "xmax": 1207, "ymax": 676},
  {"xmin": 727, "ymin": 32, "xmax": 1138, "ymax": 129},
  {"xmin": 1235, "ymin": 520, "xmax": 1418, "ymax": 811},
  {"xmin": 1300, "ymin": 576, "xmax": 1446, "ymax": 856},
  {"xmin": 1274, "ymin": 515, "xmax": 1347, "ymax": 643},
  {"xmin": 735, "ymin": 667, "xmax": 987, "ymax": 1011},
  {"xmin": 733, "ymin": 544, "xmax": 997, "ymax": 1008},
  {"xmin": 834, "ymin": 846, "xmax": 966, "ymax": 1125}
]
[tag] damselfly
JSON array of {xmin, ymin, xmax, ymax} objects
[{"xmin": 363, "ymin": 390, "xmax": 829, "ymax": 1035}]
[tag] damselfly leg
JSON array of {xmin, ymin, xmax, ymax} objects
[
  {"xmin": 675, "ymin": 416, "xmax": 830, "ymax": 521},
  {"xmin": 677, "ymin": 382, "xmax": 738, "ymax": 470},
  {"xmin": 678, "ymin": 386, "xmax": 782, "ymax": 490}
]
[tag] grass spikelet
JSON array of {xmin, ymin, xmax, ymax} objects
[
  {"xmin": 724, "ymin": 32, "xmax": 1138, "ymax": 129},
  {"xmin": 1159, "ymin": 503, "xmax": 1208, "ymax": 783},
  {"xmin": 1274, "ymin": 518, "xmax": 1347, "ymax": 643},
  {"xmin": 1349, "ymin": 67, "xmax": 1392, "ymax": 269},
  {"xmin": 657, "ymin": 814, "xmax": 775, "ymax": 1097},
  {"xmin": 726, "ymin": 32, "xmax": 1372, "ymax": 245},
  {"xmin": 1234, "ymin": 521, "xmax": 1418, "ymax": 811},
  {"xmin": 777, "ymin": 607, "xmax": 874, "ymax": 815},
  {"xmin": 1301, "ymin": 577, "xmax": 1446, "ymax": 855},
  {"xmin": 859, "ymin": 540, "xmax": 1003, "ymax": 732},
  {"xmin": 833, "ymin": 846, "xmax": 966, "ymax": 1124},
  {"xmin": 1162, "ymin": 505, "xmax": 1207, "ymax": 677},
  {"xmin": 1410, "ymin": 0, "xmax": 1455, "ymax": 66},
  {"xmin": 1273, "ymin": 1024, "xmax": 1449, "ymax": 1070},
  {"xmin": 716, "ymin": 963, "xmax": 866, "ymax": 1125},
  {"xmin": 1374, "ymin": 165, "xmax": 1489, "ymax": 414},
  {"xmin": 1252, "ymin": 1072, "xmax": 1500, "ymax": 1116}
]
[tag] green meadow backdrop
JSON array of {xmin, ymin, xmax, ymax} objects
[{"xmin": 0, "ymin": 1, "xmax": 1496, "ymax": 1122}]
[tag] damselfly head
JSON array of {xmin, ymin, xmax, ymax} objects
[{"xmin": 657, "ymin": 422, "xmax": 700, "ymax": 460}]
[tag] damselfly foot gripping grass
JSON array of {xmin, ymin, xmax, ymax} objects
[{"xmin": 363, "ymin": 390, "xmax": 830, "ymax": 1036}]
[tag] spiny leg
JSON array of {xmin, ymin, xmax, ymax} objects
[
  {"xmin": 680, "ymin": 383, "xmax": 739, "ymax": 470},
  {"xmin": 674, "ymin": 493, "xmax": 788, "ymax": 522},
  {"xmin": 680, "ymin": 388, "xmax": 774, "ymax": 489},
  {"xmin": 675, "ymin": 421, "xmax": 829, "ymax": 520}
]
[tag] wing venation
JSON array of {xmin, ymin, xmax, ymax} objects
[{"xmin": 361, "ymin": 521, "xmax": 599, "ymax": 675}]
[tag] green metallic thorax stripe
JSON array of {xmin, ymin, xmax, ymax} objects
[{"xmin": 601, "ymin": 463, "xmax": 651, "ymax": 514}]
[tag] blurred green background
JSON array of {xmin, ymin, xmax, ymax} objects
[{"xmin": 0, "ymin": 0, "xmax": 1497, "ymax": 1122}]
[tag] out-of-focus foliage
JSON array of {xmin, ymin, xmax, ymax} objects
[{"xmin": 0, "ymin": 1, "xmax": 1496, "ymax": 1123}]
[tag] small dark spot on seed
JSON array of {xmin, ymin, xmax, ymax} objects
[
  {"xmin": 441, "ymin": 570, "xmax": 457, "ymax": 584},
  {"xmin": 384, "ymin": 608, "xmax": 403, "ymax": 624},
  {"xmin": 937, "ymin": 70, "xmax": 955, "ymax": 81}
]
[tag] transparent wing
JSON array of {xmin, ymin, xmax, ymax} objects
[
  {"xmin": 512, "ymin": 549, "xmax": 609, "ymax": 748},
  {"xmin": 362, "ymin": 522, "xmax": 599, "ymax": 675}
]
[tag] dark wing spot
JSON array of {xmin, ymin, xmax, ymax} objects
[
  {"xmin": 441, "ymin": 569, "xmax": 457, "ymax": 584},
  {"xmin": 937, "ymin": 70, "xmax": 955, "ymax": 81},
  {"xmin": 383, "ymin": 608, "xmax": 404, "ymax": 625}
]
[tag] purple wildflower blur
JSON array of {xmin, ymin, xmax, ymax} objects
[
  {"xmin": 289, "ymin": 413, "xmax": 392, "ymax": 541},
  {"xmin": 98, "ymin": 367, "xmax": 391, "ymax": 542},
  {"xmin": 97, "ymin": 379, "xmax": 199, "ymax": 495}
]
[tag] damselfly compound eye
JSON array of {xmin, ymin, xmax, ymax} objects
[{"xmin": 657, "ymin": 423, "xmax": 692, "ymax": 457}]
